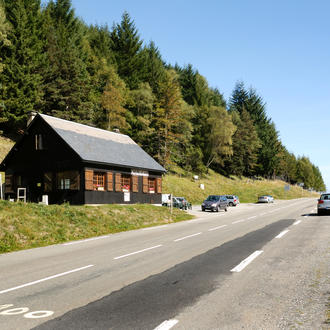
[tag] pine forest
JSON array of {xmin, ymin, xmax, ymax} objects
[{"xmin": 0, "ymin": 0, "xmax": 325, "ymax": 191}]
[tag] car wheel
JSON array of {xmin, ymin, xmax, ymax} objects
[
  {"xmin": 225, "ymin": 207, "xmax": 228, "ymax": 212},
  {"xmin": 317, "ymin": 209, "xmax": 323, "ymax": 216},
  {"xmin": 202, "ymin": 208, "xmax": 205, "ymax": 212},
  {"xmin": 215, "ymin": 206, "xmax": 219, "ymax": 212},
  {"xmin": 229, "ymin": 202, "xmax": 233, "ymax": 206}
]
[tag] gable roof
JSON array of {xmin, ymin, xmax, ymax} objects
[{"xmin": 39, "ymin": 114, "xmax": 166, "ymax": 173}]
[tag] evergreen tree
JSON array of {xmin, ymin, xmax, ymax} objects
[
  {"xmin": 42, "ymin": 0, "xmax": 92, "ymax": 123},
  {"xmin": 226, "ymin": 108, "xmax": 260, "ymax": 177},
  {"xmin": 111, "ymin": 11, "xmax": 144, "ymax": 89},
  {"xmin": 0, "ymin": 0, "xmax": 44, "ymax": 132},
  {"xmin": 141, "ymin": 41, "xmax": 166, "ymax": 92},
  {"xmin": 125, "ymin": 82, "xmax": 156, "ymax": 154},
  {"xmin": 0, "ymin": 2, "xmax": 10, "ymax": 73}
]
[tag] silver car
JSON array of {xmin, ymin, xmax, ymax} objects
[
  {"xmin": 258, "ymin": 195, "xmax": 274, "ymax": 203},
  {"xmin": 317, "ymin": 193, "xmax": 330, "ymax": 215}
]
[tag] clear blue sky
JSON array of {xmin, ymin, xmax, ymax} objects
[{"xmin": 68, "ymin": 0, "xmax": 330, "ymax": 190}]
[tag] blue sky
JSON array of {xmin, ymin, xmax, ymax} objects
[{"xmin": 67, "ymin": 0, "xmax": 330, "ymax": 189}]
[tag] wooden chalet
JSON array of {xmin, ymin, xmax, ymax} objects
[{"xmin": 0, "ymin": 113, "xmax": 166, "ymax": 205}]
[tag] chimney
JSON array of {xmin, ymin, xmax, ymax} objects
[{"xmin": 27, "ymin": 111, "xmax": 37, "ymax": 127}]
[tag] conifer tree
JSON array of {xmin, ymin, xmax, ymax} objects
[
  {"xmin": 41, "ymin": 0, "xmax": 92, "ymax": 123},
  {"xmin": 0, "ymin": 0, "xmax": 44, "ymax": 132},
  {"xmin": 0, "ymin": 2, "xmax": 10, "ymax": 74},
  {"xmin": 226, "ymin": 108, "xmax": 260, "ymax": 176},
  {"xmin": 111, "ymin": 12, "xmax": 144, "ymax": 89},
  {"xmin": 141, "ymin": 41, "xmax": 166, "ymax": 92}
]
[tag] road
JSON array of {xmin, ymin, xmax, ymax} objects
[{"xmin": 0, "ymin": 198, "xmax": 329, "ymax": 329}]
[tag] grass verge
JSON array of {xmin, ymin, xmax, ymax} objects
[
  {"xmin": 163, "ymin": 169, "xmax": 319, "ymax": 204},
  {"xmin": 0, "ymin": 201, "xmax": 193, "ymax": 254}
]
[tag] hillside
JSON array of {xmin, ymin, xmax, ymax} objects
[{"xmin": 163, "ymin": 167, "xmax": 318, "ymax": 204}]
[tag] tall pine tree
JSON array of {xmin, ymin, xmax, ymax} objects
[
  {"xmin": 0, "ymin": 0, "xmax": 44, "ymax": 132},
  {"xmin": 111, "ymin": 12, "xmax": 144, "ymax": 90},
  {"xmin": 41, "ymin": 0, "xmax": 92, "ymax": 123}
]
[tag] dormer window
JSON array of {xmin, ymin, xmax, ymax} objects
[{"xmin": 35, "ymin": 134, "xmax": 43, "ymax": 150}]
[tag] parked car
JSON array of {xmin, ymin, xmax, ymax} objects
[
  {"xmin": 226, "ymin": 195, "xmax": 240, "ymax": 206},
  {"xmin": 317, "ymin": 193, "xmax": 330, "ymax": 215},
  {"xmin": 175, "ymin": 197, "xmax": 192, "ymax": 210},
  {"xmin": 258, "ymin": 195, "xmax": 274, "ymax": 203},
  {"xmin": 201, "ymin": 195, "xmax": 228, "ymax": 212},
  {"xmin": 162, "ymin": 196, "xmax": 192, "ymax": 210}
]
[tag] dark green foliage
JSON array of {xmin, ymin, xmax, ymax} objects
[
  {"xmin": 225, "ymin": 109, "xmax": 260, "ymax": 177},
  {"xmin": 0, "ymin": 0, "xmax": 44, "ymax": 132},
  {"xmin": 110, "ymin": 11, "xmax": 144, "ymax": 89},
  {"xmin": 41, "ymin": 0, "xmax": 93, "ymax": 124}
]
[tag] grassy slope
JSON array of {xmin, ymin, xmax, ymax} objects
[
  {"xmin": 163, "ymin": 168, "xmax": 318, "ymax": 204},
  {"xmin": 0, "ymin": 201, "xmax": 192, "ymax": 253}
]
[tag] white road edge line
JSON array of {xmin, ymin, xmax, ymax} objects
[
  {"xmin": 143, "ymin": 225, "xmax": 168, "ymax": 231},
  {"xmin": 174, "ymin": 232, "xmax": 202, "ymax": 242},
  {"xmin": 293, "ymin": 220, "xmax": 301, "ymax": 226},
  {"xmin": 232, "ymin": 219, "xmax": 246, "ymax": 224},
  {"xmin": 247, "ymin": 216, "xmax": 257, "ymax": 219},
  {"xmin": 154, "ymin": 319, "xmax": 179, "ymax": 330},
  {"xmin": 0, "ymin": 265, "xmax": 94, "ymax": 295},
  {"xmin": 64, "ymin": 236, "xmax": 108, "ymax": 245},
  {"xmin": 208, "ymin": 225, "xmax": 227, "ymax": 231},
  {"xmin": 275, "ymin": 229, "xmax": 290, "ymax": 238},
  {"xmin": 231, "ymin": 250, "xmax": 263, "ymax": 272},
  {"xmin": 114, "ymin": 245, "xmax": 163, "ymax": 260}
]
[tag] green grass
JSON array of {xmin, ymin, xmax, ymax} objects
[
  {"xmin": 0, "ymin": 201, "xmax": 193, "ymax": 254},
  {"xmin": 163, "ymin": 168, "xmax": 318, "ymax": 204}
]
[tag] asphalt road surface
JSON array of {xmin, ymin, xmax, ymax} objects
[{"xmin": 0, "ymin": 198, "xmax": 329, "ymax": 329}]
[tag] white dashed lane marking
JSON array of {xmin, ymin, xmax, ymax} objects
[
  {"xmin": 0, "ymin": 265, "xmax": 94, "ymax": 295},
  {"xmin": 154, "ymin": 319, "xmax": 179, "ymax": 330},
  {"xmin": 275, "ymin": 229, "xmax": 290, "ymax": 238},
  {"xmin": 231, "ymin": 250, "xmax": 263, "ymax": 272},
  {"xmin": 174, "ymin": 233, "xmax": 202, "ymax": 242},
  {"xmin": 114, "ymin": 245, "xmax": 163, "ymax": 259}
]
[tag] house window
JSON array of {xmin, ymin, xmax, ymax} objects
[
  {"xmin": 148, "ymin": 178, "xmax": 156, "ymax": 193},
  {"xmin": 35, "ymin": 134, "xmax": 44, "ymax": 150},
  {"xmin": 93, "ymin": 172, "xmax": 106, "ymax": 191},
  {"xmin": 57, "ymin": 171, "xmax": 80, "ymax": 190},
  {"xmin": 121, "ymin": 175, "xmax": 131, "ymax": 192}
]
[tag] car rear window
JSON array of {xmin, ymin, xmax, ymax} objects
[{"xmin": 321, "ymin": 194, "xmax": 330, "ymax": 200}]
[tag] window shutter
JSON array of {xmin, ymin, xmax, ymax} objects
[
  {"xmin": 85, "ymin": 170, "xmax": 93, "ymax": 190},
  {"xmin": 70, "ymin": 171, "xmax": 80, "ymax": 190},
  {"xmin": 115, "ymin": 173, "xmax": 122, "ymax": 192},
  {"xmin": 143, "ymin": 176, "xmax": 148, "ymax": 193},
  {"xmin": 107, "ymin": 172, "xmax": 113, "ymax": 191},
  {"xmin": 132, "ymin": 176, "xmax": 138, "ymax": 192},
  {"xmin": 5, "ymin": 174, "xmax": 13, "ymax": 193},
  {"xmin": 156, "ymin": 177, "xmax": 162, "ymax": 193}
]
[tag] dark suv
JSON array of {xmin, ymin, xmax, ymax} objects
[{"xmin": 201, "ymin": 195, "xmax": 228, "ymax": 212}]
